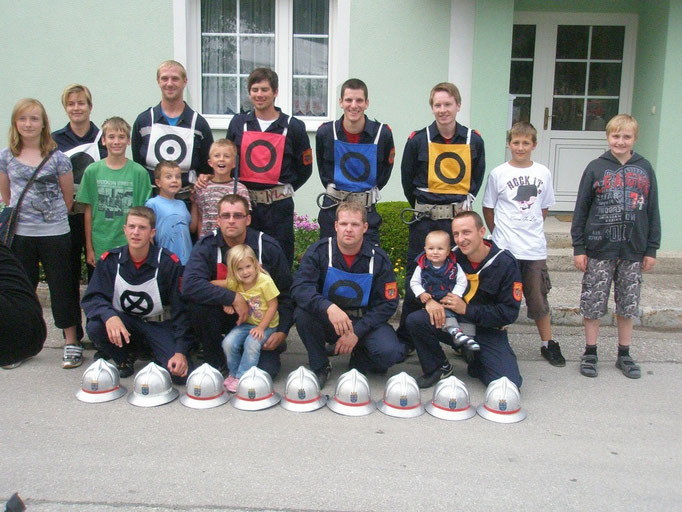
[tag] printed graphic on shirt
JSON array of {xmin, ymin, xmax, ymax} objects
[
  {"xmin": 32, "ymin": 176, "xmax": 63, "ymax": 222},
  {"xmin": 247, "ymin": 295, "xmax": 263, "ymax": 320},
  {"xmin": 506, "ymin": 175, "xmax": 544, "ymax": 214},
  {"xmin": 590, "ymin": 166, "xmax": 650, "ymax": 243},
  {"xmin": 96, "ymin": 179, "xmax": 134, "ymax": 219}
]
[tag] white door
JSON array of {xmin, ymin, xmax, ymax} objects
[{"xmin": 509, "ymin": 12, "xmax": 638, "ymax": 211}]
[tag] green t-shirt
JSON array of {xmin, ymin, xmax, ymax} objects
[{"xmin": 76, "ymin": 159, "xmax": 151, "ymax": 259}]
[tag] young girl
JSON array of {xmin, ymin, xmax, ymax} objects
[
  {"xmin": 0, "ymin": 98, "xmax": 81, "ymax": 369},
  {"xmin": 191, "ymin": 138, "xmax": 250, "ymax": 238},
  {"xmin": 221, "ymin": 244, "xmax": 280, "ymax": 392}
]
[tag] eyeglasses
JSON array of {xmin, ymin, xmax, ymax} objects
[{"xmin": 218, "ymin": 212, "xmax": 248, "ymax": 220}]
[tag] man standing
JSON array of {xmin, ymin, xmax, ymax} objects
[
  {"xmin": 182, "ymin": 194, "xmax": 293, "ymax": 378},
  {"xmin": 406, "ymin": 212, "xmax": 523, "ymax": 388},
  {"xmin": 227, "ymin": 68, "xmax": 312, "ymax": 267},
  {"xmin": 292, "ymin": 202, "xmax": 405, "ymax": 388},
  {"xmin": 81, "ymin": 207, "xmax": 192, "ymax": 382},
  {"xmin": 132, "ymin": 60, "xmax": 214, "ymax": 190},
  {"xmin": 398, "ymin": 82, "xmax": 486, "ymax": 349},
  {"xmin": 315, "ymin": 78, "xmax": 394, "ymax": 245}
]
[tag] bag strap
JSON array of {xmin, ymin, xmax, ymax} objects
[{"xmin": 13, "ymin": 149, "xmax": 56, "ymax": 210}]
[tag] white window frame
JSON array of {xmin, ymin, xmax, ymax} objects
[{"xmin": 173, "ymin": 0, "xmax": 350, "ymax": 132}]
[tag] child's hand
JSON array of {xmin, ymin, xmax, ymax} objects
[
  {"xmin": 419, "ymin": 292, "xmax": 432, "ymax": 304},
  {"xmin": 86, "ymin": 247, "xmax": 96, "ymax": 267},
  {"xmin": 223, "ymin": 305, "xmax": 235, "ymax": 315},
  {"xmin": 249, "ymin": 326, "xmax": 265, "ymax": 341}
]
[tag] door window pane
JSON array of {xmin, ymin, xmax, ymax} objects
[
  {"xmin": 510, "ymin": 61, "xmax": 534, "ymax": 95},
  {"xmin": 588, "ymin": 63, "xmax": 622, "ymax": 96},
  {"xmin": 556, "ymin": 25, "xmax": 588, "ymax": 59},
  {"xmin": 511, "ymin": 25, "xmax": 536, "ymax": 59},
  {"xmin": 586, "ymin": 99, "xmax": 619, "ymax": 131},
  {"xmin": 554, "ymin": 62, "xmax": 587, "ymax": 96},
  {"xmin": 591, "ymin": 26, "xmax": 625, "ymax": 59},
  {"xmin": 512, "ymin": 97, "xmax": 531, "ymax": 124},
  {"xmin": 552, "ymin": 98, "xmax": 584, "ymax": 131}
]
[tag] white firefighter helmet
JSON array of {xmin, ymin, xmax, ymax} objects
[
  {"xmin": 127, "ymin": 362, "xmax": 179, "ymax": 407},
  {"xmin": 180, "ymin": 363, "xmax": 230, "ymax": 409},
  {"xmin": 232, "ymin": 366, "xmax": 281, "ymax": 411},
  {"xmin": 280, "ymin": 365, "xmax": 327, "ymax": 412},
  {"xmin": 425, "ymin": 376, "xmax": 476, "ymax": 421},
  {"xmin": 327, "ymin": 368, "xmax": 376, "ymax": 416},
  {"xmin": 377, "ymin": 372, "xmax": 425, "ymax": 418},
  {"xmin": 76, "ymin": 359, "xmax": 127, "ymax": 403},
  {"xmin": 476, "ymin": 376, "xmax": 527, "ymax": 423}
]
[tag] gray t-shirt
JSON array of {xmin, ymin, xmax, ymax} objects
[{"xmin": 0, "ymin": 148, "xmax": 72, "ymax": 236}]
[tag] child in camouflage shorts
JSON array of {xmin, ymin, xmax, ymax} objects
[{"xmin": 571, "ymin": 114, "xmax": 661, "ymax": 379}]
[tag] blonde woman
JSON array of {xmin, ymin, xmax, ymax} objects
[{"xmin": 0, "ymin": 98, "xmax": 82, "ymax": 369}]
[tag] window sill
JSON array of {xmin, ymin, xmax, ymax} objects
[{"xmin": 206, "ymin": 114, "xmax": 332, "ymax": 133}]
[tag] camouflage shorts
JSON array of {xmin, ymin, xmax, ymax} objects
[{"xmin": 580, "ymin": 258, "xmax": 642, "ymax": 319}]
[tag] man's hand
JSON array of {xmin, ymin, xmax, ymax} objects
[
  {"xmin": 574, "ymin": 255, "xmax": 587, "ymax": 272},
  {"xmin": 327, "ymin": 304, "xmax": 353, "ymax": 336},
  {"xmin": 335, "ymin": 332, "xmax": 359, "ymax": 355},
  {"xmin": 167, "ymin": 353, "xmax": 188, "ymax": 378},
  {"xmin": 105, "ymin": 316, "xmax": 130, "ymax": 347},
  {"xmin": 232, "ymin": 293, "xmax": 249, "ymax": 325},
  {"xmin": 425, "ymin": 299, "xmax": 445, "ymax": 329},
  {"xmin": 441, "ymin": 293, "xmax": 466, "ymax": 314},
  {"xmin": 262, "ymin": 331, "xmax": 286, "ymax": 351},
  {"xmin": 642, "ymin": 256, "xmax": 656, "ymax": 272}
]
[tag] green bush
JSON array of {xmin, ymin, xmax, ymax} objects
[{"xmin": 377, "ymin": 201, "xmax": 410, "ymax": 297}]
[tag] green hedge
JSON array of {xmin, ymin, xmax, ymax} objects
[{"xmin": 377, "ymin": 201, "xmax": 410, "ymax": 296}]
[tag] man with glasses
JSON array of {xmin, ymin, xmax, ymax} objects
[{"xmin": 182, "ymin": 194, "xmax": 293, "ymax": 377}]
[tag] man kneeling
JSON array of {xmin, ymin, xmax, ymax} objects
[
  {"xmin": 292, "ymin": 202, "xmax": 405, "ymax": 388},
  {"xmin": 82, "ymin": 206, "xmax": 192, "ymax": 381}
]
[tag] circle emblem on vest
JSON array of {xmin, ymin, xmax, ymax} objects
[
  {"xmin": 245, "ymin": 140, "xmax": 277, "ymax": 174},
  {"xmin": 69, "ymin": 152, "xmax": 95, "ymax": 184},
  {"xmin": 154, "ymin": 134, "xmax": 187, "ymax": 164},
  {"xmin": 327, "ymin": 280, "xmax": 364, "ymax": 309},
  {"xmin": 339, "ymin": 151, "xmax": 371, "ymax": 183},
  {"xmin": 434, "ymin": 152, "xmax": 466, "ymax": 185},
  {"xmin": 120, "ymin": 290, "xmax": 155, "ymax": 316}
]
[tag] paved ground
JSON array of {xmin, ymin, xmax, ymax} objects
[{"xmin": 2, "ymin": 322, "xmax": 681, "ymax": 512}]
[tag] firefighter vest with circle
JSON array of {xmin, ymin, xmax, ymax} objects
[
  {"xmin": 112, "ymin": 250, "xmax": 164, "ymax": 318},
  {"xmin": 462, "ymin": 248, "xmax": 503, "ymax": 303},
  {"xmin": 332, "ymin": 122, "xmax": 382, "ymax": 192},
  {"xmin": 322, "ymin": 238, "xmax": 374, "ymax": 309},
  {"xmin": 144, "ymin": 107, "xmax": 198, "ymax": 181},
  {"xmin": 239, "ymin": 119, "xmax": 289, "ymax": 185},
  {"xmin": 215, "ymin": 232, "xmax": 264, "ymax": 281},
  {"xmin": 427, "ymin": 125, "xmax": 472, "ymax": 195},
  {"xmin": 64, "ymin": 130, "xmax": 102, "ymax": 188}
]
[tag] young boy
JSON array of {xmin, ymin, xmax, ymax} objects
[
  {"xmin": 482, "ymin": 122, "xmax": 564, "ymax": 366},
  {"xmin": 145, "ymin": 161, "xmax": 192, "ymax": 264},
  {"xmin": 191, "ymin": 138, "xmax": 249, "ymax": 239},
  {"xmin": 76, "ymin": 117, "xmax": 152, "ymax": 265},
  {"xmin": 410, "ymin": 230, "xmax": 479, "ymax": 351},
  {"xmin": 571, "ymin": 114, "xmax": 660, "ymax": 379}
]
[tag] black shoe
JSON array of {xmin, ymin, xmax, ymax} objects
[
  {"xmin": 117, "ymin": 359, "xmax": 135, "ymax": 378},
  {"xmin": 541, "ymin": 340, "xmax": 566, "ymax": 367},
  {"xmin": 94, "ymin": 350, "xmax": 109, "ymax": 361},
  {"xmin": 314, "ymin": 364, "xmax": 332, "ymax": 389},
  {"xmin": 416, "ymin": 363, "xmax": 453, "ymax": 388}
]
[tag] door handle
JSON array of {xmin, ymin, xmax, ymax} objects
[{"xmin": 544, "ymin": 107, "xmax": 556, "ymax": 130}]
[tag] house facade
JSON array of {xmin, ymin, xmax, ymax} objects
[{"xmin": 2, "ymin": 0, "xmax": 679, "ymax": 249}]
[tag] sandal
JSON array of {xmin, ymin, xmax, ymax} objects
[
  {"xmin": 580, "ymin": 354, "xmax": 598, "ymax": 378},
  {"xmin": 616, "ymin": 355, "xmax": 641, "ymax": 379}
]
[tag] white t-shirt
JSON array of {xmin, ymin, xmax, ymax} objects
[{"xmin": 482, "ymin": 161, "xmax": 555, "ymax": 260}]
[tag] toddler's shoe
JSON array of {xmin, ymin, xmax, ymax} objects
[{"xmin": 224, "ymin": 376, "xmax": 239, "ymax": 393}]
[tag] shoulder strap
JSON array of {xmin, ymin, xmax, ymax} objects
[{"xmin": 14, "ymin": 149, "xmax": 57, "ymax": 211}]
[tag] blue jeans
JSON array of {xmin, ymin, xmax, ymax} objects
[{"xmin": 221, "ymin": 323, "xmax": 276, "ymax": 378}]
